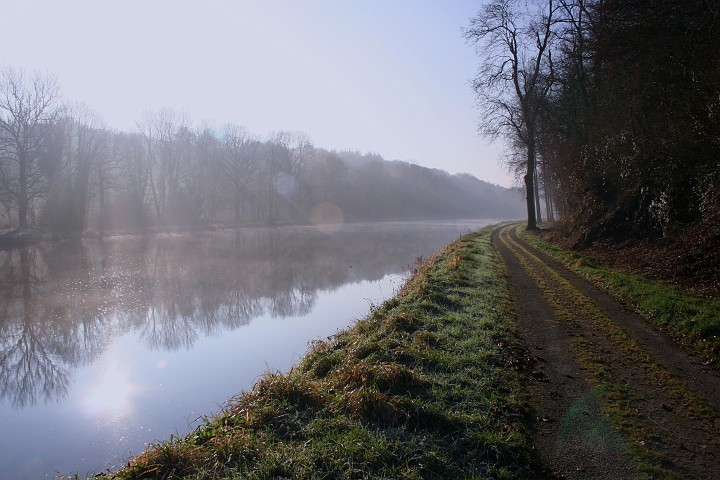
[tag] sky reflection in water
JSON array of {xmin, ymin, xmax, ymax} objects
[{"xmin": 0, "ymin": 220, "xmax": 494, "ymax": 478}]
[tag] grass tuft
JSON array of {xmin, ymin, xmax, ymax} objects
[{"xmin": 107, "ymin": 226, "xmax": 539, "ymax": 479}]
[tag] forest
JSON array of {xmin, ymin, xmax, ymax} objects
[
  {"xmin": 467, "ymin": 0, "xmax": 720, "ymax": 247},
  {"xmin": 0, "ymin": 73, "xmax": 523, "ymax": 236}
]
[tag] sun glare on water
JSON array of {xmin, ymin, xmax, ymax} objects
[{"xmin": 79, "ymin": 363, "xmax": 140, "ymax": 419}]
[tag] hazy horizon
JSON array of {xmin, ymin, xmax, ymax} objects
[{"xmin": 0, "ymin": 0, "xmax": 514, "ymax": 187}]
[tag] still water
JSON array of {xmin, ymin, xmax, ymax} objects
[{"xmin": 0, "ymin": 220, "xmax": 495, "ymax": 478}]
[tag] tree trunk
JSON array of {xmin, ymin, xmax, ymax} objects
[
  {"xmin": 525, "ymin": 136, "xmax": 538, "ymax": 230},
  {"xmin": 18, "ymin": 153, "xmax": 28, "ymax": 230},
  {"xmin": 534, "ymin": 167, "xmax": 543, "ymax": 223},
  {"xmin": 99, "ymin": 177, "xmax": 108, "ymax": 234},
  {"xmin": 234, "ymin": 193, "xmax": 241, "ymax": 223},
  {"xmin": 545, "ymin": 173, "xmax": 555, "ymax": 223}
]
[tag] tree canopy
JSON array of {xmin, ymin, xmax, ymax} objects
[{"xmin": 469, "ymin": 0, "xmax": 720, "ymax": 245}]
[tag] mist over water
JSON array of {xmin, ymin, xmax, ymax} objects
[{"xmin": 0, "ymin": 219, "xmax": 494, "ymax": 478}]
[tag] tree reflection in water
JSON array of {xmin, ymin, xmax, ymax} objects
[
  {"xmin": 0, "ymin": 249, "xmax": 71, "ymax": 408},
  {"xmin": 0, "ymin": 222, "xmax": 487, "ymax": 408}
]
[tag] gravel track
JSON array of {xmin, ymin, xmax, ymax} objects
[{"xmin": 493, "ymin": 224, "xmax": 720, "ymax": 480}]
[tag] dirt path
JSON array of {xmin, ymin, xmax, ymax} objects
[{"xmin": 492, "ymin": 224, "xmax": 720, "ymax": 480}]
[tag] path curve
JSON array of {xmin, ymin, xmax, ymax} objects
[{"xmin": 492, "ymin": 224, "xmax": 720, "ymax": 480}]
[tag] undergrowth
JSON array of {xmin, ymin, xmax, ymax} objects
[
  {"xmin": 519, "ymin": 228, "xmax": 720, "ymax": 365},
  {"xmin": 108, "ymin": 226, "xmax": 539, "ymax": 479}
]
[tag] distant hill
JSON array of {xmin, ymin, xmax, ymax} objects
[
  {"xmin": 327, "ymin": 151, "xmax": 525, "ymax": 221},
  {"xmin": 0, "ymin": 94, "xmax": 522, "ymax": 233}
]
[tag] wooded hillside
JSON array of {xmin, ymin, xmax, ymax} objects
[{"xmin": 0, "ymin": 75, "xmax": 524, "ymax": 235}]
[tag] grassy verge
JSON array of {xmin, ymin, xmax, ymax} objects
[
  {"xmin": 519, "ymin": 227, "xmax": 720, "ymax": 365},
  {"xmin": 109, "ymin": 226, "xmax": 539, "ymax": 479}
]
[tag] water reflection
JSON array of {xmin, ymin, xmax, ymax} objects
[
  {"xmin": 0, "ymin": 248, "xmax": 72, "ymax": 408},
  {"xmin": 0, "ymin": 222, "xmax": 487, "ymax": 409}
]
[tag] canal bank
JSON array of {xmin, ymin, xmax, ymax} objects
[
  {"xmin": 108, "ymin": 224, "xmax": 539, "ymax": 479},
  {"xmin": 107, "ymin": 221, "xmax": 720, "ymax": 479},
  {"xmin": 0, "ymin": 220, "xmax": 497, "ymax": 478}
]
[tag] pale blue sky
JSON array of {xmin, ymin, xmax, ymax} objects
[{"xmin": 0, "ymin": 0, "xmax": 512, "ymax": 186}]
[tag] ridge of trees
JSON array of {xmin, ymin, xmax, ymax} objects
[
  {"xmin": 467, "ymin": 0, "xmax": 720, "ymax": 245},
  {"xmin": 0, "ymin": 66, "xmax": 524, "ymax": 235}
]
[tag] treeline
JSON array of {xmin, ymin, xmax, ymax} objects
[
  {"xmin": 0, "ymin": 67, "xmax": 522, "ymax": 235},
  {"xmin": 468, "ymin": 0, "xmax": 720, "ymax": 243}
]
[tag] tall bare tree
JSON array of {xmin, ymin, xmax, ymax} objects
[
  {"xmin": 137, "ymin": 108, "xmax": 190, "ymax": 224},
  {"xmin": 189, "ymin": 125, "xmax": 223, "ymax": 223},
  {"xmin": 465, "ymin": 0, "xmax": 556, "ymax": 229},
  {"xmin": 0, "ymin": 67, "xmax": 60, "ymax": 229},
  {"xmin": 221, "ymin": 124, "xmax": 257, "ymax": 222},
  {"xmin": 48, "ymin": 105, "xmax": 109, "ymax": 232}
]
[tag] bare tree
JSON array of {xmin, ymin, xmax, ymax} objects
[
  {"xmin": 465, "ymin": 0, "xmax": 556, "ymax": 229},
  {"xmin": 117, "ymin": 132, "xmax": 153, "ymax": 227},
  {"xmin": 282, "ymin": 132, "xmax": 315, "ymax": 218},
  {"xmin": 189, "ymin": 125, "xmax": 224, "ymax": 223},
  {"xmin": 90, "ymin": 129, "xmax": 124, "ymax": 233},
  {"xmin": 264, "ymin": 131, "xmax": 294, "ymax": 224},
  {"xmin": 220, "ymin": 124, "xmax": 257, "ymax": 222},
  {"xmin": 308, "ymin": 149, "xmax": 347, "ymax": 203},
  {"xmin": 47, "ymin": 104, "xmax": 109, "ymax": 233},
  {"xmin": 73, "ymin": 107, "xmax": 109, "ymax": 231},
  {"xmin": 136, "ymin": 108, "xmax": 190, "ymax": 224},
  {"xmin": 0, "ymin": 67, "xmax": 60, "ymax": 229}
]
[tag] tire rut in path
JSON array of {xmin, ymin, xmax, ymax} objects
[{"xmin": 492, "ymin": 224, "xmax": 720, "ymax": 480}]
